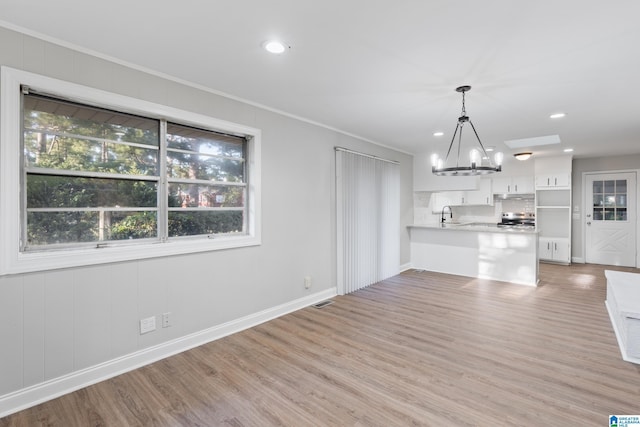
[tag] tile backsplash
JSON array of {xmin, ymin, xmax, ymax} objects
[{"xmin": 500, "ymin": 197, "xmax": 535, "ymax": 213}]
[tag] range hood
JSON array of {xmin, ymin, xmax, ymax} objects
[{"xmin": 494, "ymin": 193, "xmax": 535, "ymax": 201}]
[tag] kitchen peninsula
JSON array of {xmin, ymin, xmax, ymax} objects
[{"xmin": 409, "ymin": 223, "xmax": 539, "ymax": 286}]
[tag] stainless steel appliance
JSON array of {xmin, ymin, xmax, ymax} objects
[{"xmin": 497, "ymin": 212, "xmax": 535, "ymax": 229}]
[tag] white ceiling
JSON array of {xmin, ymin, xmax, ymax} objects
[{"xmin": 2, "ymin": 0, "xmax": 640, "ymax": 161}]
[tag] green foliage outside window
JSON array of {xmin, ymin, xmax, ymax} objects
[{"xmin": 23, "ymin": 94, "xmax": 246, "ymax": 249}]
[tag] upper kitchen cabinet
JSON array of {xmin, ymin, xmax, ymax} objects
[
  {"xmin": 492, "ymin": 175, "xmax": 534, "ymax": 194},
  {"xmin": 465, "ymin": 178, "xmax": 494, "ymax": 205},
  {"xmin": 536, "ymin": 172, "xmax": 571, "ymax": 189},
  {"xmin": 534, "ymin": 156, "xmax": 572, "ymax": 189},
  {"xmin": 413, "ymin": 152, "xmax": 479, "ymax": 191},
  {"xmin": 430, "ymin": 179, "xmax": 493, "ymax": 212}
]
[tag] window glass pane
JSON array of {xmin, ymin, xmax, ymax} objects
[
  {"xmin": 604, "ymin": 208, "xmax": 615, "ymax": 220},
  {"xmin": 27, "ymin": 211, "xmax": 100, "ymax": 245},
  {"xmin": 617, "ymin": 208, "xmax": 627, "ymax": 221},
  {"xmin": 604, "ymin": 180, "xmax": 615, "ymax": 193},
  {"xmin": 166, "ymin": 123, "xmax": 244, "ymax": 183},
  {"xmin": 168, "ymin": 184, "xmax": 244, "ymax": 208},
  {"xmin": 593, "ymin": 194, "xmax": 603, "ymax": 207},
  {"xmin": 616, "ymin": 194, "xmax": 627, "ymax": 208},
  {"xmin": 166, "ymin": 152, "xmax": 244, "ymax": 182},
  {"xmin": 166, "ymin": 123, "xmax": 244, "ymax": 158},
  {"xmin": 604, "ymin": 194, "xmax": 616, "ymax": 206},
  {"xmin": 27, "ymin": 175, "xmax": 157, "ymax": 208},
  {"xmin": 24, "ymin": 94, "xmax": 159, "ymax": 176},
  {"xmin": 593, "ymin": 181, "xmax": 603, "ymax": 194},
  {"xmin": 24, "ymin": 132, "xmax": 158, "ymax": 175},
  {"xmin": 26, "ymin": 211, "xmax": 157, "ymax": 246},
  {"xmin": 24, "ymin": 94, "xmax": 158, "ymax": 146},
  {"xmin": 616, "ymin": 180, "xmax": 627, "ymax": 193},
  {"xmin": 168, "ymin": 211, "xmax": 243, "ymax": 237},
  {"xmin": 108, "ymin": 212, "xmax": 158, "ymax": 240},
  {"xmin": 593, "ymin": 209, "xmax": 604, "ymax": 220}
]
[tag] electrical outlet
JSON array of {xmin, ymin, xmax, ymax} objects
[
  {"xmin": 304, "ymin": 276, "xmax": 312, "ymax": 289},
  {"xmin": 140, "ymin": 316, "xmax": 156, "ymax": 334},
  {"xmin": 162, "ymin": 312, "xmax": 172, "ymax": 328}
]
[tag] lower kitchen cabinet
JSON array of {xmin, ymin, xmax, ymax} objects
[{"xmin": 539, "ymin": 237, "xmax": 570, "ymax": 264}]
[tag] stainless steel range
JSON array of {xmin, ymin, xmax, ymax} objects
[{"xmin": 498, "ymin": 212, "xmax": 535, "ymax": 229}]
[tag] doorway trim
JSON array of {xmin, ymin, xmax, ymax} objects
[{"xmin": 581, "ymin": 169, "xmax": 639, "ymax": 267}]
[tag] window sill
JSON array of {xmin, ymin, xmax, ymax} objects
[{"xmin": 1, "ymin": 235, "xmax": 261, "ymax": 276}]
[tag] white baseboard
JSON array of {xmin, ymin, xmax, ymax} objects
[
  {"xmin": 0, "ymin": 287, "xmax": 337, "ymax": 418},
  {"xmin": 572, "ymin": 257, "xmax": 585, "ymax": 264},
  {"xmin": 399, "ymin": 262, "xmax": 412, "ymax": 272}
]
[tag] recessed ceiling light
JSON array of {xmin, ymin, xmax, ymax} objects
[
  {"xmin": 563, "ymin": 148, "xmax": 574, "ymax": 152},
  {"xmin": 263, "ymin": 40, "xmax": 288, "ymax": 54},
  {"xmin": 550, "ymin": 113, "xmax": 566, "ymax": 119},
  {"xmin": 433, "ymin": 131, "xmax": 444, "ymax": 137}
]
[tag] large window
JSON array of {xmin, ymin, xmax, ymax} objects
[{"xmin": 1, "ymin": 67, "xmax": 261, "ymax": 274}]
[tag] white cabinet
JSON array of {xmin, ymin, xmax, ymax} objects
[
  {"xmin": 465, "ymin": 179, "xmax": 493, "ymax": 205},
  {"xmin": 539, "ymin": 237, "xmax": 570, "ymax": 263},
  {"xmin": 492, "ymin": 176, "xmax": 534, "ymax": 194},
  {"xmin": 535, "ymin": 156, "xmax": 572, "ymax": 264},
  {"xmin": 536, "ymin": 173, "xmax": 571, "ymax": 189},
  {"xmin": 431, "ymin": 179, "xmax": 493, "ymax": 211}
]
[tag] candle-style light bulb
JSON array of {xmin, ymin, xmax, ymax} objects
[
  {"xmin": 469, "ymin": 149, "xmax": 480, "ymax": 168},
  {"xmin": 430, "ymin": 153, "xmax": 440, "ymax": 168}
]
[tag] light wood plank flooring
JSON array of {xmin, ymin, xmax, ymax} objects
[{"xmin": 2, "ymin": 263, "xmax": 640, "ymax": 426}]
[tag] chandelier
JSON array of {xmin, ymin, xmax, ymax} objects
[{"xmin": 431, "ymin": 85, "xmax": 503, "ymax": 176}]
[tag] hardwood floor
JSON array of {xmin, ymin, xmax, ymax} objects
[{"xmin": 2, "ymin": 263, "xmax": 640, "ymax": 426}]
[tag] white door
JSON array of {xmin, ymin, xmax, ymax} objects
[{"xmin": 585, "ymin": 172, "xmax": 636, "ymax": 266}]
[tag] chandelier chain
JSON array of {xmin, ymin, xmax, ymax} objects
[{"xmin": 461, "ymin": 90, "xmax": 466, "ymax": 116}]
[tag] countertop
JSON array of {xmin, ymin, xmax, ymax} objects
[{"xmin": 408, "ymin": 222, "xmax": 538, "ymax": 234}]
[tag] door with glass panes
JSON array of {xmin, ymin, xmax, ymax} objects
[{"xmin": 586, "ymin": 172, "xmax": 636, "ymax": 266}]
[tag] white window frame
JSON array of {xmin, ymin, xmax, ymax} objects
[{"xmin": 0, "ymin": 66, "xmax": 261, "ymax": 275}]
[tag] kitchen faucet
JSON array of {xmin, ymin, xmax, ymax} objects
[{"xmin": 441, "ymin": 205, "xmax": 453, "ymax": 223}]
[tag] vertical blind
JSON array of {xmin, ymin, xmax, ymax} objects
[{"xmin": 336, "ymin": 148, "xmax": 400, "ymax": 295}]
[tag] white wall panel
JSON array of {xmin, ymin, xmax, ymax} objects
[
  {"xmin": 137, "ymin": 258, "xmax": 170, "ymax": 349},
  {"xmin": 0, "ymin": 276, "xmax": 23, "ymax": 395},
  {"xmin": 22, "ymin": 35, "xmax": 46, "ymax": 73},
  {"xmin": 44, "ymin": 270, "xmax": 75, "ymax": 380},
  {"xmin": 109, "ymin": 263, "xmax": 139, "ymax": 359},
  {"xmin": 75, "ymin": 55, "xmax": 115, "ymax": 91},
  {"xmin": 23, "ymin": 273, "xmax": 45, "ymax": 387},
  {"xmin": 74, "ymin": 266, "xmax": 112, "ymax": 370},
  {"xmin": 0, "ymin": 27, "xmax": 22, "ymax": 69},
  {"xmin": 162, "ymin": 256, "xmax": 193, "ymax": 341},
  {"xmin": 43, "ymin": 42, "xmax": 76, "ymax": 82}
]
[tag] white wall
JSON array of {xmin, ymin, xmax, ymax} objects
[{"xmin": 0, "ymin": 26, "xmax": 413, "ymax": 413}]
